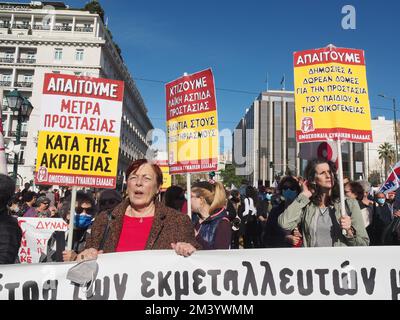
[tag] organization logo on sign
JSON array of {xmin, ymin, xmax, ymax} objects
[
  {"xmin": 37, "ymin": 166, "xmax": 49, "ymax": 183},
  {"xmin": 301, "ymin": 117, "xmax": 315, "ymax": 133}
]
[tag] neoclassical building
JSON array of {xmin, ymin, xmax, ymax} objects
[{"xmin": 0, "ymin": 1, "xmax": 153, "ymax": 188}]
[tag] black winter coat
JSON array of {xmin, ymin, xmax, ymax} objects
[{"xmin": 0, "ymin": 209, "xmax": 22, "ymax": 264}]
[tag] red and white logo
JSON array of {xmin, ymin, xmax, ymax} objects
[
  {"xmin": 37, "ymin": 166, "xmax": 49, "ymax": 183},
  {"xmin": 301, "ymin": 117, "xmax": 315, "ymax": 133}
]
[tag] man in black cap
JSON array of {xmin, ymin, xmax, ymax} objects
[{"xmin": 0, "ymin": 174, "xmax": 22, "ymax": 264}]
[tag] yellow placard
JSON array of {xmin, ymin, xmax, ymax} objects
[
  {"xmin": 293, "ymin": 47, "xmax": 372, "ymax": 142},
  {"xmin": 36, "ymin": 131, "xmax": 119, "ymax": 177}
]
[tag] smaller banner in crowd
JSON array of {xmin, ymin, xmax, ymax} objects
[
  {"xmin": 35, "ymin": 74, "xmax": 124, "ymax": 188},
  {"xmin": 1, "ymin": 247, "xmax": 400, "ymax": 300},
  {"xmin": 17, "ymin": 218, "xmax": 68, "ymax": 264},
  {"xmin": 293, "ymin": 46, "xmax": 373, "ymax": 143},
  {"xmin": 155, "ymin": 160, "xmax": 172, "ymax": 192},
  {"xmin": 166, "ymin": 69, "xmax": 219, "ymax": 174},
  {"xmin": 379, "ymin": 161, "xmax": 400, "ymax": 194}
]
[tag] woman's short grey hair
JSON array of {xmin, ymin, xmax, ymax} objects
[{"xmin": 358, "ymin": 180, "xmax": 371, "ymax": 193}]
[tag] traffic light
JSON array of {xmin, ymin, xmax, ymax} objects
[{"xmin": 269, "ymin": 161, "xmax": 273, "ymax": 168}]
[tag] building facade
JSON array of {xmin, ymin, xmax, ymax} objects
[
  {"xmin": 0, "ymin": 1, "xmax": 153, "ymax": 188},
  {"xmin": 368, "ymin": 116, "xmax": 396, "ymax": 179},
  {"xmin": 233, "ymin": 90, "xmax": 368, "ymax": 187}
]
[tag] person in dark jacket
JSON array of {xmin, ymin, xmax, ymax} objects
[
  {"xmin": 370, "ymin": 192, "xmax": 393, "ymax": 245},
  {"xmin": 0, "ymin": 174, "xmax": 22, "ymax": 264},
  {"xmin": 226, "ymin": 189, "xmax": 243, "ymax": 249},
  {"xmin": 264, "ymin": 176, "xmax": 302, "ymax": 248}
]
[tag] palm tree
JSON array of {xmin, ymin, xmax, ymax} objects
[{"xmin": 378, "ymin": 142, "xmax": 396, "ymax": 176}]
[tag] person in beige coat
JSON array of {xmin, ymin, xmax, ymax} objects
[{"xmin": 278, "ymin": 159, "xmax": 369, "ymax": 247}]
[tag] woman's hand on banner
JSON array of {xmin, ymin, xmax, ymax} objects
[
  {"xmin": 76, "ymin": 248, "xmax": 104, "ymax": 262},
  {"xmin": 62, "ymin": 250, "xmax": 78, "ymax": 262},
  {"xmin": 171, "ymin": 242, "xmax": 196, "ymax": 257}
]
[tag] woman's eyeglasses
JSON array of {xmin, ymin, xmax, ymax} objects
[{"xmin": 76, "ymin": 207, "xmax": 94, "ymax": 214}]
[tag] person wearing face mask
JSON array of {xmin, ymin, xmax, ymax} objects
[
  {"xmin": 40, "ymin": 191, "xmax": 97, "ymax": 262},
  {"xmin": 7, "ymin": 196, "xmax": 21, "ymax": 217},
  {"xmin": 264, "ymin": 176, "xmax": 302, "ymax": 247},
  {"xmin": 369, "ymin": 192, "xmax": 393, "ymax": 246}
]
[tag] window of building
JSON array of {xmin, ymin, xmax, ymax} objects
[
  {"xmin": 2, "ymin": 74, "xmax": 11, "ymax": 82},
  {"xmin": 54, "ymin": 48, "xmax": 62, "ymax": 60},
  {"xmin": 5, "ymin": 52, "xmax": 13, "ymax": 59},
  {"xmin": 52, "ymin": 70, "xmax": 60, "ymax": 74},
  {"xmin": 27, "ymin": 52, "xmax": 36, "ymax": 60},
  {"xmin": 75, "ymin": 49, "xmax": 84, "ymax": 61},
  {"xmin": 24, "ymin": 75, "xmax": 33, "ymax": 83}
]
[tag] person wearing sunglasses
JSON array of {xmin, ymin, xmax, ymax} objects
[
  {"xmin": 35, "ymin": 196, "xmax": 51, "ymax": 218},
  {"xmin": 40, "ymin": 191, "xmax": 97, "ymax": 262}
]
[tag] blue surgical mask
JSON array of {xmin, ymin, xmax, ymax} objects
[
  {"xmin": 74, "ymin": 214, "xmax": 93, "ymax": 229},
  {"xmin": 377, "ymin": 198, "xmax": 386, "ymax": 205},
  {"xmin": 266, "ymin": 194, "xmax": 272, "ymax": 201},
  {"xmin": 282, "ymin": 189, "xmax": 298, "ymax": 202}
]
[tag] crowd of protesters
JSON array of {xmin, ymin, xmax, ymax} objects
[{"xmin": 1, "ymin": 157, "xmax": 400, "ymax": 265}]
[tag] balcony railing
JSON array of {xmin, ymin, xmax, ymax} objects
[
  {"xmin": 54, "ymin": 25, "xmax": 72, "ymax": 31},
  {"xmin": 32, "ymin": 24, "xmax": 50, "ymax": 30},
  {"xmin": 8, "ymin": 131, "xmax": 28, "ymax": 138},
  {"xmin": 17, "ymin": 58, "xmax": 36, "ymax": 64},
  {"xmin": 7, "ymin": 158, "xmax": 25, "ymax": 165},
  {"xmin": 74, "ymin": 26, "xmax": 93, "ymax": 32},
  {"xmin": 12, "ymin": 24, "xmax": 30, "ymax": 30},
  {"xmin": 0, "ymin": 58, "xmax": 14, "ymax": 63},
  {"xmin": 14, "ymin": 81, "xmax": 33, "ymax": 88},
  {"xmin": 0, "ymin": 81, "xmax": 11, "ymax": 87}
]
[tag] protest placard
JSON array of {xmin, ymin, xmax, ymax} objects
[
  {"xmin": 17, "ymin": 218, "xmax": 68, "ymax": 264},
  {"xmin": 166, "ymin": 69, "xmax": 218, "ymax": 174},
  {"xmin": 34, "ymin": 74, "xmax": 124, "ymax": 188},
  {"xmin": 155, "ymin": 160, "xmax": 172, "ymax": 192},
  {"xmin": 294, "ymin": 46, "xmax": 372, "ymax": 143}
]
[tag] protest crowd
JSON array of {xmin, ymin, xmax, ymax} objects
[{"xmin": 1, "ymin": 157, "xmax": 400, "ymax": 266}]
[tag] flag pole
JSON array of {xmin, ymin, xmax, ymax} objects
[
  {"xmin": 336, "ymin": 139, "xmax": 347, "ymax": 236},
  {"xmin": 67, "ymin": 186, "xmax": 77, "ymax": 250}
]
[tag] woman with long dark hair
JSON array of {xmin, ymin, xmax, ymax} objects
[{"xmin": 278, "ymin": 159, "xmax": 369, "ymax": 247}]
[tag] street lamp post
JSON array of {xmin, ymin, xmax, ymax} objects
[
  {"xmin": 379, "ymin": 94, "xmax": 398, "ymax": 162},
  {"xmin": 5, "ymin": 89, "xmax": 33, "ymax": 183}
]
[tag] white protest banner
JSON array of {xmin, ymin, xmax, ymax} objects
[
  {"xmin": 1, "ymin": 247, "xmax": 400, "ymax": 300},
  {"xmin": 18, "ymin": 218, "xmax": 69, "ymax": 264}
]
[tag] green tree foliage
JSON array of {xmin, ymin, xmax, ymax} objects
[
  {"xmin": 219, "ymin": 164, "xmax": 243, "ymax": 188},
  {"xmin": 84, "ymin": 1, "xmax": 105, "ymax": 22},
  {"xmin": 378, "ymin": 142, "xmax": 396, "ymax": 176},
  {"xmin": 368, "ymin": 170, "xmax": 381, "ymax": 187}
]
